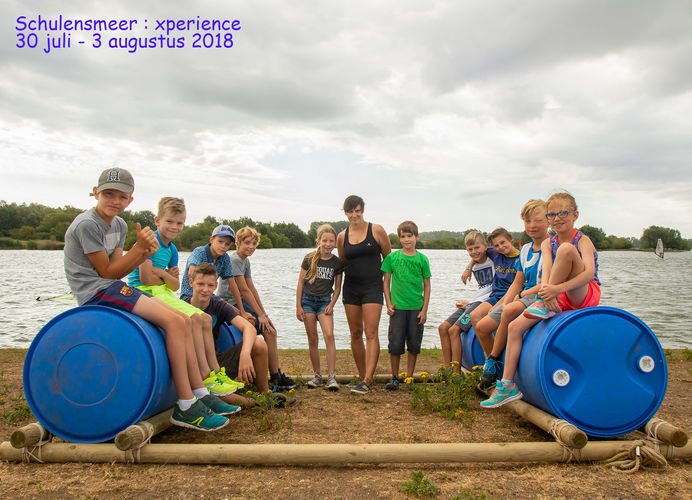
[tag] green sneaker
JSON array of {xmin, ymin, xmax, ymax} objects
[
  {"xmin": 480, "ymin": 380, "xmax": 523, "ymax": 408},
  {"xmin": 200, "ymin": 393, "xmax": 242, "ymax": 416},
  {"xmin": 204, "ymin": 371, "xmax": 236, "ymax": 396},
  {"xmin": 218, "ymin": 366, "xmax": 244, "ymax": 389},
  {"xmin": 170, "ymin": 399, "xmax": 229, "ymax": 431}
]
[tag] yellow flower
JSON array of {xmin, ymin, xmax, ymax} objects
[
  {"xmin": 266, "ymin": 389, "xmax": 273, "ymax": 394},
  {"xmin": 288, "ymin": 388, "xmax": 295, "ymax": 394},
  {"xmin": 399, "ymin": 372, "xmax": 407, "ymax": 378},
  {"xmin": 420, "ymin": 371, "xmax": 429, "ymax": 378},
  {"xmin": 451, "ymin": 361, "xmax": 460, "ymax": 366},
  {"xmin": 441, "ymin": 381, "xmax": 446, "ymax": 384},
  {"xmin": 472, "ymin": 365, "xmax": 483, "ymax": 371},
  {"xmin": 424, "ymin": 387, "xmax": 430, "ymax": 391},
  {"xmin": 454, "ymin": 409, "xmax": 465, "ymax": 419},
  {"xmin": 404, "ymin": 377, "xmax": 414, "ymax": 384}
]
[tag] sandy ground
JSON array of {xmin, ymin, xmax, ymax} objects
[{"xmin": 1, "ymin": 348, "xmax": 690, "ymax": 499}]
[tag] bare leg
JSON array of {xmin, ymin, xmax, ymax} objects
[
  {"xmin": 303, "ymin": 314, "xmax": 321, "ymax": 375},
  {"xmin": 345, "ymin": 304, "xmax": 366, "ymax": 379},
  {"xmin": 551, "ymin": 243, "xmax": 589, "ymax": 304},
  {"xmin": 407, "ymin": 353, "xmax": 418, "ymax": 378},
  {"xmin": 439, "ymin": 321, "xmax": 452, "ymax": 365},
  {"xmin": 503, "ymin": 314, "xmax": 540, "ymax": 381},
  {"xmin": 190, "ymin": 313, "xmax": 211, "ymax": 377},
  {"xmin": 262, "ymin": 327, "xmax": 279, "ymax": 375},
  {"xmin": 133, "ymin": 295, "xmax": 199, "ymax": 399},
  {"xmin": 200, "ymin": 313, "xmax": 221, "ymax": 373},
  {"xmin": 474, "ymin": 315, "xmax": 500, "ymax": 356},
  {"xmin": 390, "ymin": 354, "xmax": 401, "ymax": 378},
  {"xmin": 469, "ymin": 302, "xmax": 492, "ymax": 330},
  {"xmin": 317, "ymin": 313, "xmax": 336, "ymax": 375},
  {"xmin": 251, "ymin": 337, "xmax": 270, "ymax": 393},
  {"xmin": 490, "ymin": 301, "xmax": 526, "ymax": 358},
  {"xmin": 362, "ymin": 303, "xmax": 382, "ymax": 384},
  {"xmin": 447, "ymin": 324, "xmax": 463, "ymax": 373}
]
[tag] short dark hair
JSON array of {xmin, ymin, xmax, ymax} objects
[
  {"xmin": 488, "ymin": 227, "xmax": 512, "ymax": 244},
  {"xmin": 191, "ymin": 262, "xmax": 217, "ymax": 279},
  {"xmin": 343, "ymin": 195, "xmax": 364, "ymax": 212},
  {"xmin": 397, "ymin": 220, "xmax": 418, "ymax": 237}
]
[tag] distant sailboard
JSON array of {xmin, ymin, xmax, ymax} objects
[
  {"xmin": 655, "ymin": 238, "xmax": 664, "ymax": 259},
  {"xmin": 36, "ymin": 292, "xmax": 77, "ymax": 305}
]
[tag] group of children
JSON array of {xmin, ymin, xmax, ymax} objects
[{"xmin": 64, "ymin": 167, "xmax": 600, "ymax": 433}]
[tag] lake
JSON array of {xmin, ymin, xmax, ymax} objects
[{"xmin": 0, "ymin": 249, "xmax": 690, "ymax": 350}]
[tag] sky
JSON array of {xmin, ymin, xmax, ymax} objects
[{"xmin": 2, "ymin": 1, "xmax": 691, "ymax": 238}]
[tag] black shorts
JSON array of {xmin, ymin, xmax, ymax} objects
[
  {"xmin": 216, "ymin": 342, "xmax": 243, "ymax": 379},
  {"xmin": 388, "ymin": 309, "xmax": 424, "ymax": 355},
  {"xmin": 342, "ymin": 280, "xmax": 383, "ymax": 306}
]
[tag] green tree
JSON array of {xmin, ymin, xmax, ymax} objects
[
  {"xmin": 307, "ymin": 221, "xmax": 349, "ymax": 242},
  {"xmin": 641, "ymin": 225, "xmax": 690, "ymax": 250},
  {"xmin": 36, "ymin": 206, "xmax": 83, "ymax": 241},
  {"xmin": 15, "ymin": 226, "xmax": 38, "ymax": 240},
  {"xmin": 272, "ymin": 222, "xmax": 310, "ymax": 248},
  {"xmin": 389, "ymin": 233, "xmax": 401, "ymax": 249},
  {"xmin": 579, "ymin": 225, "xmax": 610, "ymax": 250},
  {"xmin": 606, "ymin": 235, "xmax": 633, "ymax": 250}
]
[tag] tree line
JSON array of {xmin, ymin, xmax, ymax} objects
[{"xmin": 0, "ymin": 201, "xmax": 689, "ymax": 251}]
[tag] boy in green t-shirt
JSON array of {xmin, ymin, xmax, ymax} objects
[{"xmin": 381, "ymin": 221, "xmax": 432, "ymax": 390}]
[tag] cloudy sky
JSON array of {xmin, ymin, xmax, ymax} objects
[{"xmin": 2, "ymin": 1, "xmax": 691, "ymax": 238}]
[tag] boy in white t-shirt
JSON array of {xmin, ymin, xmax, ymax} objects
[{"xmin": 438, "ymin": 231, "xmax": 494, "ymax": 375}]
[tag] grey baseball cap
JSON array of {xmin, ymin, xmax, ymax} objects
[
  {"xmin": 211, "ymin": 224, "xmax": 235, "ymax": 241},
  {"xmin": 97, "ymin": 168, "xmax": 135, "ymax": 194}
]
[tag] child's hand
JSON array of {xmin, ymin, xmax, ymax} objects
[
  {"xmin": 461, "ymin": 268, "xmax": 472, "ymax": 284},
  {"xmin": 296, "ymin": 307, "xmax": 305, "ymax": 322},
  {"xmin": 167, "ymin": 266, "xmax": 179, "ymax": 280},
  {"xmin": 237, "ymin": 352, "xmax": 256, "ymax": 383},
  {"xmin": 324, "ymin": 303, "xmax": 334, "ymax": 315},
  {"xmin": 258, "ymin": 315, "xmax": 277, "ymax": 335},
  {"xmin": 543, "ymin": 297, "xmax": 561, "ymax": 313},
  {"xmin": 538, "ymin": 284, "xmax": 560, "ymax": 302},
  {"xmin": 417, "ymin": 310, "xmax": 427, "ymax": 325},
  {"xmin": 386, "ymin": 303, "xmax": 395, "ymax": 316},
  {"xmin": 136, "ymin": 223, "xmax": 159, "ymax": 256}
]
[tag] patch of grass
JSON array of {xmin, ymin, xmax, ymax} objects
[
  {"xmin": 452, "ymin": 490, "xmax": 494, "ymax": 500},
  {"xmin": 401, "ymin": 470, "xmax": 437, "ymax": 497},
  {"xmin": 2, "ymin": 402, "xmax": 31, "ymax": 424},
  {"xmin": 682, "ymin": 347, "xmax": 692, "ymax": 361},
  {"xmin": 0, "ymin": 384, "xmax": 9, "ymax": 397},
  {"xmin": 664, "ymin": 349, "xmax": 673, "ymax": 361},
  {"xmin": 248, "ymin": 389, "xmax": 295, "ymax": 433},
  {"xmin": 404, "ymin": 364, "xmax": 480, "ymax": 423}
]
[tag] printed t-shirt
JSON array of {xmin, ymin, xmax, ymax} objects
[
  {"xmin": 469, "ymin": 257, "xmax": 494, "ymax": 303},
  {"xmin": 487, "ymin": 247, "xmax": 520, "ymax": 299},
  {"xmin": 301, "ymin": 253, "xmax": 345, "ymax": 297},
  {"xmin": 64, "ymin": 208, "xmax": 128, "ymax": 305},
  {"xmin": 380, "ymin": 250, "xmax": 432, "ymax": 310},
  {"xmin": 515, "ymin": 242, "xmax": 542, "ymax": 290},
  {"xmin": 217, "ymin": 252, "xmax": 251, "ymax": 303}
]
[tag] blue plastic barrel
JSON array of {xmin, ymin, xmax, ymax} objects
[
  {"xmin": 215, "ymin": 323, "xmax": 243, "ymax": 353},
  {"xmin": 514, "ymin": 307, "xmax": 667, "ymax": 437},
  {"xmin": 24, "ymin": 306, "xmax": 177, "ymax": 443},
  {"xmin": 461, "ymin": 328, "xmax": 487, "ymax": 370}
]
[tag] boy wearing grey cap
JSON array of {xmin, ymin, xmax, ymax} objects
[{"xmin": 63, "ymin": 168, "xmax": 237, "ymax": 432}]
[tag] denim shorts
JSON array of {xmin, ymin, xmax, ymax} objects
[{"xmin": 301, "ymin": 294, "xmax": 332, "ymax": 315}]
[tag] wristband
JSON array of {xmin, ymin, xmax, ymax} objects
[{"xmin": 465, "ymin": 266, "xmax": 472, "ymax": 271}]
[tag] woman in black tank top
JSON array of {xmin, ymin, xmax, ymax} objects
[{"xmin": 336, "ymin": 195, "xmax": 391, "ymax": 394}]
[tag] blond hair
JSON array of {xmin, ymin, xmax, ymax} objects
[
  {"xmin": 235, "ymin": 226, "xmax": 261, "ymax": 244},
  {"xmin": 546, "ymin": 191, "xmax": 578, "ymax": 211},
  {"xmin": 464, "ymin": 231, "xmax": 486, "ymax": 247},
  {"xmin": 520, "ymin": 199, "xmax": 546, "ymax": 219},
  {"xmin": 305, "ymin": 224, "xmax": 337, "ymax": 284},
  {"xmin": 157, "ymin": 197, "xmax": 186, "ymax": 217}
]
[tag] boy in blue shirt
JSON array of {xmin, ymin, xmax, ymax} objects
[
  {"xmin": 381, "ymin": 221, "xmax": 431, "ymax": 390},
  {"xmin": 128, "ymin": 197, "xmax": 241, "ymax": 399},
  {"xmin": 63, "ymin": 168, "xmax": 235, "ymax": 432},
  {"xmin": 474, "ymin": 200, "xmax": 549, "ymax": 390}
]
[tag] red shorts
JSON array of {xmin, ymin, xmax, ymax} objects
[{"xmin": 556, "ymin": 281, "xmax": 601, "ymax": 311}]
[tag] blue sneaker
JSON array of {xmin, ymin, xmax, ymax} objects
[
  {"xmin": 479, "ymin": 358, "xmax": 503, "ymax": 391},
  {"xmin": 523, "ymin": 300, "xmax": 556, "ymax": 320},
  {"xmin": 200, "ymin": 393, "xmax": 242, "ymax": 416},
  {"xmin": 480, "ymin": 380, "xmax": 523, "ymax": 408},
  {"xmin": 170, "ymin": 399, "xmax": 229, "ymax": 431}
]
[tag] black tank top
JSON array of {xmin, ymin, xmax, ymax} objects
[{"xmin": 343, "ymin": 223, "xmax": 382, "ymax": 284}]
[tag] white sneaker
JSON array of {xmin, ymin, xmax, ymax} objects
[
  {"xmin": 307, "ymin": 374, "xmax": 323, "ymax": 388},
  {"xmin": 325, "ymin": 374, "xmax": 339, "ymax": 391}
]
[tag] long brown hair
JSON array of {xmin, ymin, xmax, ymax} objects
[{"xmin": 305, "ymin": 224, "xmax": 337, "ymax": 284}]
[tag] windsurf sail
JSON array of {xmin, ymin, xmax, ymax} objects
[
  {"xmin": 36, "ymin": 292, "xmax": 77, "ymax": 305},
  {"xmin": 655, "ymin": 238, "xmax": 664, "ymax": 259}
]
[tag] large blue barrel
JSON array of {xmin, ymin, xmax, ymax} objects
[
  {"xmin": 461, "ymin": 328, "xmax": 487, "ymax": 370},
  {"xmin": 514, "ymin": 307, "xmax": 667, "ymax": 437},
  {"xmin": 23, "ymin": 306, "xmax": 177, "ymax": 443},
  {"xmin": 216, "ymin": 323, "xmax": 243, "ymax": 353}
]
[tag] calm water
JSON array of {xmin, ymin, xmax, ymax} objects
[{"xmin": 0, "ymin": 249, "xmax": 690, "ymax": 349}]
